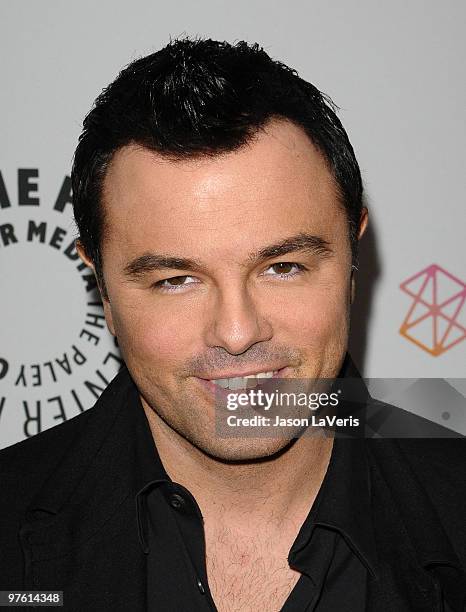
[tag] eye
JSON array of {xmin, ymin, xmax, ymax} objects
[
  {"xmin": 262, "ymin": 262, "xmax": 306, "ymax": 278},
  {"xmin": 152, "ymin": 275, "xmax": 199, "ymax": 292}
]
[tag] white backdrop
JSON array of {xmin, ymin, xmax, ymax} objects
[{"xmin": 1, "ymin": 0, "xmax": 465, "ymax": 448}]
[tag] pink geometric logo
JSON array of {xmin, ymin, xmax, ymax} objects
[{"xmin": 399, "ymin": 264, "xmax": 466, "ymax": 356}]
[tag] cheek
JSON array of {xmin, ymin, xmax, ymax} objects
[
  {"xmin": 109, "ymin": 297, "xmax": 199, "ymax": 371},
  {"xmin": 272, "ymin": 281, "xmax": 350, "ymax": 346}
]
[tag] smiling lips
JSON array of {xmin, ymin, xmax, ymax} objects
[{"xmin": 208, "ymin": 369, "xmax": 280, "ymax": 390}]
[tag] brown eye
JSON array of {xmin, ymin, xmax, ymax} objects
[
  {"xmin": 153, "ymin": 275, "xmax": 199, "ymax": 291},
  {"xmin": 262, "ymin": 262, "xmax": 305, "ymax": 279},
  {"xmin": 165, "ymin": 276, "xmax": 188, "ymax": 285},
  {"xmin": 271, "ymin": 262, "xmax": 294, "ymax": 274}
]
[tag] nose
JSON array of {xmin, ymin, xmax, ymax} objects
[{"xmin": 204, "ymin": 283, "xmax": 273, "ymax": 355}]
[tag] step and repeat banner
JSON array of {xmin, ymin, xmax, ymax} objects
[
  {"xmin": 1, "ymin": 1, "xmax": 465, "ymax": 448},
  {"xmin": 0, "ymin": 169, "xmax": 122, "ymax": 447}
]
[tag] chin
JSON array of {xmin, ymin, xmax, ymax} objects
[{"xmin": 194, "ymin": 436, "xmax": 296, "ymax": 464}]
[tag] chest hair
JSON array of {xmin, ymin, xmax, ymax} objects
[{"xmin": 205, "ymin": 523, "xmax": 301, "ymax": 612}]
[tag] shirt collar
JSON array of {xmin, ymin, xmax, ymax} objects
[
  {"xmin": 131, "ymin": 391, "xmax": 170, "ymax": 553},
  {"xmin": 288, "ymin": 436, "xmax": 378, "ymax": 579},
  {"xmin": 288, "ymin": 354, "xmax": 378, "ymax": 578},
  {"xmin": 132, "ymin": 390, "xmax": 169, "ymax": 491}
]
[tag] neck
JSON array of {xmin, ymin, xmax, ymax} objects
[{"xmin": 142, "ymin": 401, "xmax": 333, "ymax": 530}]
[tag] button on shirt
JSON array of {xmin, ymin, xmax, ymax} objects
[{"xmin": 134, "ymin": 399, "xmax": 378, "ymax": 611}]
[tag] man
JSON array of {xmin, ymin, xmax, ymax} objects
[{"xmin": 0, "ymin": 37, "xmax": 465, "ymax": 611}]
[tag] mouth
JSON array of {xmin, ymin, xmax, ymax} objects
[{"xmin": 197, "ymin": 367, "xmax": 288, "ymax": 393}]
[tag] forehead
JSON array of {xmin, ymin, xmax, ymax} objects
[{"xmin": 101, "ymin": 119, "xmax": 344, "ymax": 258}]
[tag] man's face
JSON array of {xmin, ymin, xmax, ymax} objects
[{"xmin": 86, "ymin": 119, "xmax": 365, "ymax": 460}]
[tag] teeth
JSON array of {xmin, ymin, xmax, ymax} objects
[
  {"xmin": 229, "ymin": 377, "xmax": 244, "ymax": 391},
  {"xmin": 212, "ymin": 378, "xmax": 230, "ymax": 389},
  {"xmin": 211, "ymin": 370, "xmax": 277, "ymax": 390},
  {"xmin": 244, "ymin": 371, "xmax": 274, "ymax": 379}
]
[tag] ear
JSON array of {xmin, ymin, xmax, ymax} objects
[
  {"xmin": 357, "ymin": 207, "xmax": 369, "ymax": 241},
  {"xmin": 350, "ymin": 208, "xmax": 369, "ymax": 304},
  {"xmin": 76, "ymin": 240, "xmax": 116, "ymax": 336}
]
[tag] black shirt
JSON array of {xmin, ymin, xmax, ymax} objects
[{"xmin": 134, "ymin": 398, "xmax": 379, "ymax": 611}]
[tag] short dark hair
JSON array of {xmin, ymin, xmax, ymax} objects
[{"xmin": 72, "ymin": 37, "xmax": 363, "ymax": 294}]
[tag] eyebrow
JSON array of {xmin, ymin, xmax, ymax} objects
[
  {"xmin": 249, "ymin": 232, "xmax": 333, "ymax": 264},
  {"xmin": 123, "ymin": 232, "xmax": 333, "ymax": 280}
]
